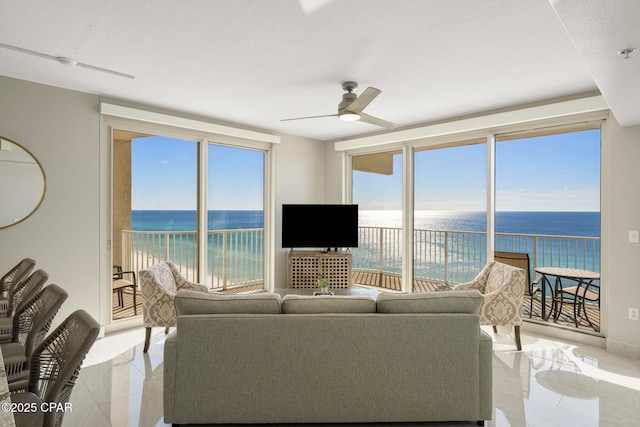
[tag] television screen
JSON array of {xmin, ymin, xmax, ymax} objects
[{"xmin": 282, "ymin": 204, "xmax": 358, "ymax": 249}]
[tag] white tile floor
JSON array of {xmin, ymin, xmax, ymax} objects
[{"xmin": 62, "ymin": 326, "xmax": 640, "ymax": 427}]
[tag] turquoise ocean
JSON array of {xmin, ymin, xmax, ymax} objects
[{"xmin": 132, "ymin": 210, "xmax": 600, "ymax": 236}]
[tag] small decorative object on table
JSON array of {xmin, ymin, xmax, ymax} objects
[{"xmin": 315, "ymin": 276, "xmax": 332, "ymax": 296}]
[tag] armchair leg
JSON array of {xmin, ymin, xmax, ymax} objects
[
  {"xmin": 514, "ymin": 325, "xmax": 522, "ymax": 351},
  {"xmin": 143, "ymin": 327, "xmax": 151, "ymax": 353},
  {"xmin": 492, "ymin": 325, "xmax": 497, "ymax": 333},
  {"xmin": 132, "ymin": 286, "xmax": 137, "ymax": 315},
  {"xmin": 165, "ymin": 326, "xmax": 170, "ymax": 335}
]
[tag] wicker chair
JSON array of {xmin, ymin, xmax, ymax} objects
[
  {"xmin": 10, "ymin": 310, "xmax": 100, "ymax": 427},
  {"xmin": 1, "ymin": 284, "xmax": 68, "ymax": 392},
  {"xmin": 453, "ymin": 261, "xmax": 527, "ymax": 350},
  {"xmin": 0, "ymin": 258, "xmax": 36, "ymax": 313},
  {"xmin": 139, "ymin": 261, "xmax": 208, "ymax": 352},
  {"xmin": 0, "ymin": 269, "xmax": 48, "ymax": 342}
]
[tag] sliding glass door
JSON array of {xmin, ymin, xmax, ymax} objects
[
  {"xmin": 495, "ymin": 126, "xmax": 601, "ymax": 330},
  {"xmin": 111, "ymin": 130, "xmax": 269, "ymax": 320},
  {"xmin": 351, "ymin": 150, "xmax": 404, "ymax": 290},
  {"xmin": 207, "ymin": 144, "xmax": 265, "ymax": 292},
  {"xmin": 413, "ymin": 141, "xmax": 487, "ymax": 288},
  {"xmin": 113, "ymin": 132, "xmax": 198, "ymax": 320}
]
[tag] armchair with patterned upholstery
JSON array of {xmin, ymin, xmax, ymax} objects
[
  {"xmin": 139, "ymin": 261, "xmax": 208, "ymax": 352},
  {"xmin": 453, "ymin": 261, "xmax": 526, "ymax": 350}
]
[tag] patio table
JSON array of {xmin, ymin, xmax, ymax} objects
[{"xmin": 534, "ymin": 266, "xmax": 600, "ymax": 330}]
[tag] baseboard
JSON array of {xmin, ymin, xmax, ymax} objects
[
  {"xmin": 521, "ymin": 320, "xmax": 606, "ymax": 348},
  {"xmin": 606, "ymin": 339, "xmax": 640, "ymax": 360},
  {"xmin": 105, "ymin": 315, "xmax": 144, "ymax": 335}
]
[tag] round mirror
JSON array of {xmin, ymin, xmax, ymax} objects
[{"xmin": 0, "ymin": 136, "xmax": 46, "ymax": 229}]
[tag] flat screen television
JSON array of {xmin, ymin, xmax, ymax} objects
[{"xmin": 282, "ymin": 204, "xmax": 358, "ymax": 250}]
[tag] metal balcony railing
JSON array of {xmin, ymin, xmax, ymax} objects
[{"xmin": 120, "ymin": 226, "xmax": 600, "ymax": 290}]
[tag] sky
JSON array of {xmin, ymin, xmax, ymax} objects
[
  {"xmin": 353, "ymin": 129, "xmax": 601, "ymax": 212},
  {"xmin": 131, "ymin": 128, "xmax": 600, "ymax": 212},
  {"xmin": 131, "ymin": 137, "xmax": 264, "ymax": 210}
]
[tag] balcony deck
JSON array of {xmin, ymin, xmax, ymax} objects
[{"xmin": 113, "ymin": 271, "xmax": 599, "ymax": 334}]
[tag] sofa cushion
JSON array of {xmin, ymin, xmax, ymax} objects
[
  {"xmin": 281, "ymin": 294, "xmax": 376, "ymax": 314},
  {"xmin": 376, "ymin": 290, "xmax": 483, "ymax": 314},
  {"xmin": 175, "ymin": 289, "xmax": 282, "ymax": 315}
]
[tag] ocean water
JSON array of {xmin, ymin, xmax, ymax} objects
[
  {"xmin": 132, "ymin": 210, "xmax": 264, "ymax": 231},
  {"xmin": 359, "ymin": 210, "xmax": 600, "ymax": 237},
  {"xmin": 133, "ymin": 210, "xmax": 600, "ymax": 236}
]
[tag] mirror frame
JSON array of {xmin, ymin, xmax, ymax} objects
[{"xmin": 0, "ymin": 136, "xmax": 47, "ymax": 229}]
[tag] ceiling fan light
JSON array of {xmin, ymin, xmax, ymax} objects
[{"xmin": 339, "ymin": 112, "xmax": 360, "ymax": 121}]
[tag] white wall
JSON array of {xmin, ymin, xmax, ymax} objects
[
  {"xmin": 324, "ymin": 140, "xmax": 343, "ymax": 203},
  {"xmin": 606, "ymin": 118, "xmax": 640, "ymax": 356},
  {"xmin": 274, "ymin": 133, "xmax": 326, "ymax": 286},
  {"xmin": 0, "ymin": 76, "xmax": 101, "ymax": 325}
]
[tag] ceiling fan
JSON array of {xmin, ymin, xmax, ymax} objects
[
  {"xmin": 0, "ymin": 42, "xmax": 135, "ymax": 80},
  {"xmin": 281, "ymin": 81, "xmax": 397, "ymax": 129}
]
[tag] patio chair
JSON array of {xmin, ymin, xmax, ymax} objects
[
  {"xmin": 10, "ymin": 309, "xmax": 100, "ymax": 427},
  {"xmin": 113, "ymin": 264, "xmax": 138, "ymax": 315},
  {"xmin": 555, "ymin": 276, "xmax": 600, "ymax": 331},
  {"xmin": 453, "ymin": 260, "xmax": 527, "ymax": 350},
  {"xmin": 494, "ymin": 251, "xmax": 541, "ymax": 318},
  {"xmin": 139, "ymin": 261, "xmax": 208, "ymax": 352},
  {"xmin": 1, "ymin": 283, "xmax": 68, "ymax": 391}
]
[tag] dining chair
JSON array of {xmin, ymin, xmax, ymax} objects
[
  {"xmin": 494, "ymin": 251, "xmax": 541, "ymax": 318},
  {"xmin": 10, "ymin": 309, "xmax": 100, "ymax": 427},
  {"xmin": 0, "ymin": 258, "xmax": 36, "ymax": 311},
  {"xmin": 113, "ymin": 264, "xmax": 138, "ymax": 315},
  {"xmin": 1, "ymin": 284, "xmax": 68, "ymax": 391},
  {"xmin": 0, "ymin": 269, "xmax": 48, "ymax": 342}
]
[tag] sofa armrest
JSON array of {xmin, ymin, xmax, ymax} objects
[
  {"xmin": 478, "ymin": 330, "xmax": 493, "ymax": 420},
  {"xmin": 163, "ymin": 330, "xmax": 178, "ymax": 424}
]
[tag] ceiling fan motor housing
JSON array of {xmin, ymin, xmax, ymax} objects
[{"xmin": 339, "ymin": 92, "xmax": 358, "ymax": 111}]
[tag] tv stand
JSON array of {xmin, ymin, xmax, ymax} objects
[{"xmin": 288, "ymin": 250, "xmax": 352, "ymax": 289}]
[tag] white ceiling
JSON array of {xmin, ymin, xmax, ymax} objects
[{"xmin": 0, "ymin": 0, "xmax": 638, "ymax": 141}]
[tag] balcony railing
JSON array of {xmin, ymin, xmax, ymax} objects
[
  {"xmin": 356, "ymin": 226, "xmax": 600, "ymax": 284},
  {"xmin": 120, "ymin": 228, "xmax": 263, "ymax": 290},
  {"xmin": 121, "ymin": 226, "xmax": 600, "ymax": 290}
]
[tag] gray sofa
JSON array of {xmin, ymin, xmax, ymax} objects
[{"xmin": 164, "ymin": 289, "xmax": 492, "ymax": 425}]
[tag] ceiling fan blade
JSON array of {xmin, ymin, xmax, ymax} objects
[
  {"xmin": 0, "ymin": 42, "xmax": 135, "ymax": 79},
  {"xmin": 76, "ymin": 62, "xmax": 135, "ymax": 80},
  {"xmin": 347, "ymin": 87, "xmax": 381, "ymax": 113},
  {"xmin": 0, "ymin": 42, "xmax": 58, "ymax": 61},
  {"xmin": 358, "ymin": 112, "xmax": 397, "ymax": 129},
  {"xmin": 281, "ymin": 114, "xmax": 338, "ymax": 122}
]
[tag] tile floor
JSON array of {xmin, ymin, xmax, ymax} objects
[{"xmin": 62, "ymin": 326, "xmax": 640, "ymax": 427}]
